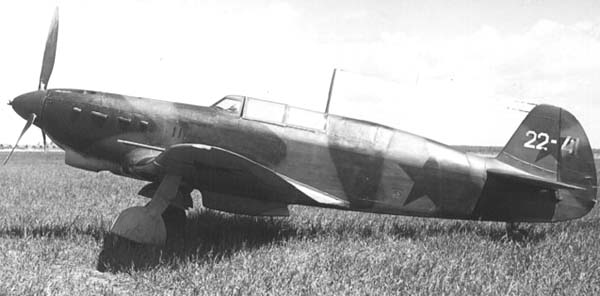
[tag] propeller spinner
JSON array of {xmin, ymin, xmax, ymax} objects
[{"xmin": 4, "ymin": 8, "xmax": 58, "ymax": 165}]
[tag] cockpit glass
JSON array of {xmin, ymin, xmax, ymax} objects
[{"xmin": 213, "ymin": 97, "xmax": 242, "ymax": 115}]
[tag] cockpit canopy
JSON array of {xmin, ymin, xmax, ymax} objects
[
  {"xmin": 212, "ymin": 95, "xmax": 244, "ymax": 115},
  {"xmin": 211, "ymin": 95, "xmax": 326, "ymax": 131}
]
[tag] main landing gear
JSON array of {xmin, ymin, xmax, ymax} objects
[
  {"xmin": 110, "ymin": 174, "xmax": 189, "ymax": 246},
  {"xmin": 98, "ymin": 175, "xmax": 191, "ymax": 271}
]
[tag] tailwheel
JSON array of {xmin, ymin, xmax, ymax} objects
[
  {"xmin": 505, "ymin": 222, "xmax": 519, "ymax": 235},
  {"xmin": 504, "ymin": 222, "xmax": 527, "ymax": 241}
]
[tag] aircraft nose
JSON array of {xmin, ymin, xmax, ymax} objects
[{"xmin": 10, "ymin": 90, "xmax": 46, "ymax": 121}]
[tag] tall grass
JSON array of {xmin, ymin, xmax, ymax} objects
[{"xmin": 0, "ymin": 152, "xmax": 598, "ymax": 295}]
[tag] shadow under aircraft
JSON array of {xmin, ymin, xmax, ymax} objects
[{"xmin": 6, "ymin": 9, "xmax": 598, "ymax": 253}]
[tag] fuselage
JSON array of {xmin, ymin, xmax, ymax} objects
[{"xmin": 12, "ymin": 88, "xmax": 590, "ymax": 223}]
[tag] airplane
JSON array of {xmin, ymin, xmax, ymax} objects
[{"xmin": 5, "ymin": 9, "xmax": 597, "ymax": 246}]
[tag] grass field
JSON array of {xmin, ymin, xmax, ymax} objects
[{"xmin": 0, "ymin": 152, "xmax": 599, "ymax": 295}]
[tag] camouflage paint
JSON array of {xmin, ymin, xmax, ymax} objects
[{"xmin": 10, "ymin": 89, "xmax": 598, "ymax": 223}]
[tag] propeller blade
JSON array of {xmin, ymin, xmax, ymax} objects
[
  {"xmin": 38, "ymin": 8, "xmax": 59, "ymax": 91},
  {"xmin": 3, "ymin": 113, "xmax": 37, "ymax": 165}
]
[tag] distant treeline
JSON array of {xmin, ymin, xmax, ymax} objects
[
  {"xmin": 452, "ymin": 146, "xmax": 600, "ymax": 157},
  {"xmin": 0, "ymin": 143, "xmax": 61, "ymax": 150},
  {"xmin": 452, "ymin": 146, "xmax": 503, "ymax": 155}
]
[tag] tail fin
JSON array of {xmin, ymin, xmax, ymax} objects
[{"xmin": 496, "ymin": 104, "xmax": 597, "ymax": 220}]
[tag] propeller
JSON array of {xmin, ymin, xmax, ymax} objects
[
  {"xmin": 39, "ymin": 7, "xmax": 59, "ymax": 91},
  {"xmin": 4, "ymin": 8, "xmax": 58, "ymax": 164},
  {"xmin": 38, "ymin": 8, "xmax": 58, "ymax": 150},
  {"xmin": 3, "ymin": 114, "xmax": 37, "ymax": 165}
]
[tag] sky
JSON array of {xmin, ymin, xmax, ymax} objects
[{"xmin": 1, "ymin": 0, "xmax": 600, "ymax": 146}]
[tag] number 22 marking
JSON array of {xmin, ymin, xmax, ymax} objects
[{"xmin": 523, "ymin": 130, "xmax": 549, "ymax": 151}]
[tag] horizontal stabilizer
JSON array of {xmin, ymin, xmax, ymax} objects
[{"xmin": 487, "ymin": 168, "xmax": 585, "ymax": 191}]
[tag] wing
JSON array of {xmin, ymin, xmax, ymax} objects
[{"xmin": 134, "ymin": 143, "xmax": 347, "ymax": 215}]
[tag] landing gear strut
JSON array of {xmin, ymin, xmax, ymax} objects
[
  {"xmin": 504, "ymin": 222, "xmax": 528, "ymax": 241},
  {"xmin": 505, "ymin": 222, "xmax": 520, "ymax": 235}
]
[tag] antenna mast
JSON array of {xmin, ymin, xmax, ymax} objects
[{"xmin": 325, "ymin": 68, "xmax": 337, "ymax": 114}]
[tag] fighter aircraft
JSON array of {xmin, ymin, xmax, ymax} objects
[{"xmin": 6, "ymin": 9, "xmax": 597, "ymax": 245}]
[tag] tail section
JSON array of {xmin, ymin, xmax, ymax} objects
[{"xmin": 493, "ymin": 104, "xmax": 597, "ymax": 221}]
